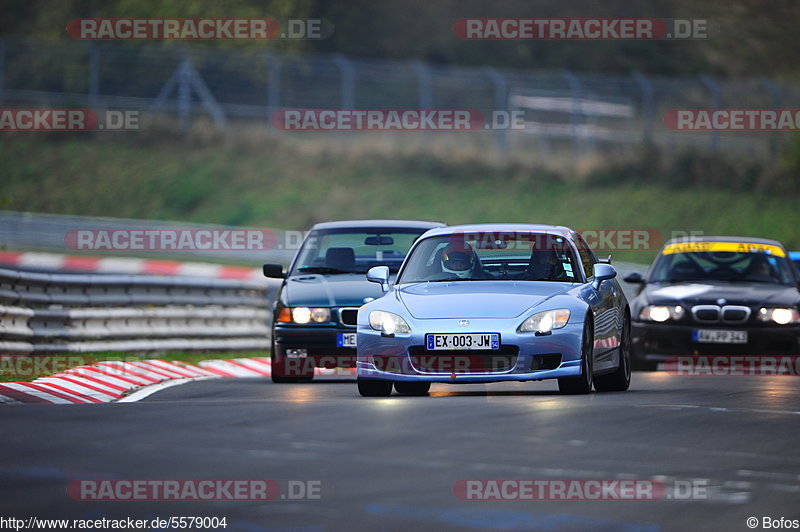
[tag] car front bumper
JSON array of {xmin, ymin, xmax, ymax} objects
[
  {"xmin": 356, "ymin": 319, "xmax": 584, "ymax": 383},
  {"xmin": 273, "ymin": 325, "xmax": 357, "ymax": 368},
  {"xmin": 631, "ymin": 321, "xmax": 800, "ymax": 362}
]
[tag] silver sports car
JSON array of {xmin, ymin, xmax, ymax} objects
[{"xmin": 356, "ymin": 224, "xmax": 631, "ymax": 396}]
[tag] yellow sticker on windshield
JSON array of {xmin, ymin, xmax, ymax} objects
[{"xmin": 662, "ymin": 241, "xmax": 786, "ymax": 257}]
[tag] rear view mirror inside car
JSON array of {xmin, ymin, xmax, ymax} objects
[{"xmin": 365, "ymin": 236, "xmax": 394, "ymax": 246}]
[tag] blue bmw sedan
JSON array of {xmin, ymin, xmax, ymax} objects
[{"xmin": 356, "ymin": 224, "xmax": 631, "ymax": 396}]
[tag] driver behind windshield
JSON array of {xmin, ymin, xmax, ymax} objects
[
  {"xmin": 440, "ymin": 244, "xmax": 478, "ymax": 279},
  {"xmin": 744, "ymin": 254, "xmax": 777, "ymax": 282}
]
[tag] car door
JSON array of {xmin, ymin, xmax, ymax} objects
[{"xmin": 573, "ymin": 233, "xmax": 621, "ymax": 370}]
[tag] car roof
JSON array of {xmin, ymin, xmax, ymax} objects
[
  {"xmin": 310, "ymin": 219, "xmax": 446, "ymax": 230},
  {"xmin": 420, "ymin": 223, "xmax": 575, "ymax": 238},
  {"xmin": 662, "ymin": 235, "xmax": 786, "ymax": 248}
]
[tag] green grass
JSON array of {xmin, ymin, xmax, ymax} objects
[
  {"xmin": 1, "ymin": 125, "xmax": 799, "ymax": 268},
  {"xmin": 0, "ymin": 351, "xmax": 268, "ymax": 383}
]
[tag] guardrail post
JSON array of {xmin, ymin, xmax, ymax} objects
[
  {"xmin": 561, "ymin": 69, "xmax": 585, "ymax": 157},
  {"xmin": 178, "ymin": 58, "xmax": 192, "ymax": 131},
  {"xmin": 412, "ymin": 61, "xmax": 432, "ymax": 137},
  {"xmin": 0, "ymin": 39, "xmax": 5, "ymax": 106},
  {"xmin": 88, "ymin": 42, "xmax": 99, "ymax": 109},
  {"xmin": 699, "ymin": 75, "xmax": 720, "ymax": 152},
  {"xmin": 265, "ymin": 52, "xmax": 281, "ymax": 131},
  {"xmin": 760, "ymin": 77, "xmax": 781, "ymax": 161},
  {"xmin": 484, "ymin": 67, "xmax": 509, "ymax": 153},
  {"xmin": 332, "ymin": 54, "xmax": 355, "ymax": 110},
  {"xmin": 632, "ymin": 72, "xmax": 654, "ymax": 145}
]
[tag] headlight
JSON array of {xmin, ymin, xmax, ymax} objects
[
  {"xmin": 280, "ymin": 307, "xmax": 331, "ymax": 324},
  {"xmin": 639, "ymin": 305, "xmax": 684, "ymax": 322},
  {"xmin": 518, "ymin": 309, "xmax": 570, "ymax": 333},
  {"xmin": 758, "ymin": 307, "xmax": 800, "ymax": 325},
  {"xmin": 369, "ymin": 311, "xmax": 411, "ymax": 334}
]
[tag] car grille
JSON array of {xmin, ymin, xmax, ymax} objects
[
  {"xmin": 407, "ymin": 345, "xmax": 519, "ymax": 374},
  {"xmin": 338, "ymin": 308, "xmax": 358, "ymax": 326},
  {"xmin": 691, "ymin": 305, "xmax": 751, "ymax": 324}
]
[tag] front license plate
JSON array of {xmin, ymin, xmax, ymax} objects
[
  {"xmin": 426, "ymin": 333, "xmax": 500, "ymax": 351},
  {"xmin": 337, "ymin": 333, "xmax": 357, "ymax": 348},
  {"xmin": 693, "ymin": 329, "xmax": 748, "ymax": 344}
]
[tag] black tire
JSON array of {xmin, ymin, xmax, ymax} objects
[
  {"xmin": 558, "ymin": 320, "xmax": 594, "ymax": 395},
  {"xmin": 271, "ymin": 346, "xmax": 314, "ymax": 383},
  {"xmin": 394, "ymin": 381, "xmax": 431, "ymax": 395},
  {"xmin": 594, "ymin": 311, "xmax": 632, "ymax": 392},
  {"xmin": 358, "ymin": 378, "xmax": 393, "ymax": 397}
]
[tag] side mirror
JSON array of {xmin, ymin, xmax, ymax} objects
[
  {"xmin": 366, "ymin": 265, "xmax": 390, "ymax": 292},
  {"xmin": 592, "ymin": 263, "xmax": 617, "ymax": 289},
  {"xmin": 262, "ymin": 263, "xmax": 285, "ymax": 279},
  {"xmin": 623, "ymin": 272, "xmax": 645, "ymax": 284}
]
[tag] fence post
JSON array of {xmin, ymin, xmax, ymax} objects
[
  {"xmin": 632, "ymin": 72, "xmax": 654, "ymax": 145},
  {"xmin": 760, "ymin": 77, "xmax": 781, "ymax": 161},
  {"xmin": 332, "ymin": 54, "xmax": 355, "ymax": 110},
  {"xmin": 265, "ymin": 52, "xmax": 281, "ymax": 130},
  {"xmin": 178, "ymin": 58, "xmax": 192, "ymax": 131},
  {"xmin": 561, "ymin": 69, "xmax": 585, "ymax": 157},
  {"xmin": 484, "ymin": 67, "xmax": 508, "ymax": 153},
  {"xmin": 699, "ymin": 75, "xmax": 720, "ymax": 152},
  {"xmin": 412, "ymin": 61, "xmax": 433, "ymax": 110},
  {"xmin": 0, "ymin": 39, "xmax": 5, "ymax": 106},
  {"xmin": 88, "ymin": 42, "xmax": 99, "ymax": 109}
]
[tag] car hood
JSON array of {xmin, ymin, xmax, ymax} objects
[
  {"xmin": 397, "ymin": 281, "xmax": 574, "ymax": 319},
  {"xmin": 641, "ymin": 281, "xmax": 800, "ymax": 307},
  {"xmin": 284, "ymin": 273, "xmax": 385, "ymax": 307}
]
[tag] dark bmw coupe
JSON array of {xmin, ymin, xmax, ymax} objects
[
  {"xmin": 262, "ymin": 219, "xmax": 445, "ymax": 382},
  {"xmin": 624, "ymin": 236, "xmax": 800, "ymax": 369}
]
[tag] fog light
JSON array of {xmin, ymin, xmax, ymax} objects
[{"xmin": 286, "ymin": 349, "xmax": 308, "ymax": 358}]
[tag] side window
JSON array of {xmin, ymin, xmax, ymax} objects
[{"xmin": 573, "ymin": 233, "xmax": 597, "ymax": 280}]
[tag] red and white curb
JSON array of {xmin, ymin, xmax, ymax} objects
[
  {"xmin": 0, "ymin": 357, "xmax": 356, "ymax": 404},
  {"xmin": 0, "ymin": 251, "xmax": 264, "ymax": 282}
]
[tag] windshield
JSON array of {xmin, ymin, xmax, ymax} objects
[
  {"xmin": 290, "ymin": 228, "xmax": 426, "ymax": 275},
  {"xmin": 650, "ymin": 250, "xmax": 796, "ymax": 285},
  {"xmin": 397, "ymin": 232, "xmax": 581, "ymax": 283}
]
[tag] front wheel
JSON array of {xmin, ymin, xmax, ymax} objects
[
  {"xmin": 394, "ymin": 381, "xmax": 431, "ymax": 395},
  {"xmin": 358, "ymin": 378, "xmax": 393, "ymax": 397},
  {"xmin": 271, "ymin": 347, "xmax": 314, "ymax": 383},
  {"xmin": 558, "ymin": 320, "xmax": 594, "ymax": 395},
  {"xmin": 594, "ymin": 312, "xmax": 631, "ymax": 392}
]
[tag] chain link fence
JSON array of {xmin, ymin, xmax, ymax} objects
[{"xmin": 3, "ymin": 39, "xmax": 798, "ymax": 160}]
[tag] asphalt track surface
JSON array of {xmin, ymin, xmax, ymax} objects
[{"xmin": 1, "ymin": 373, "xmax": 799, "ymax": 532}]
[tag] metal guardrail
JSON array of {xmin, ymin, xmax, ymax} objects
[
  {"xmin": 0, "ymin": 267, "xmax": 279, "ymax": 354},
  {"xmin": 0, "ymin": 210, "xmax": 296, "ymax": 266}
]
